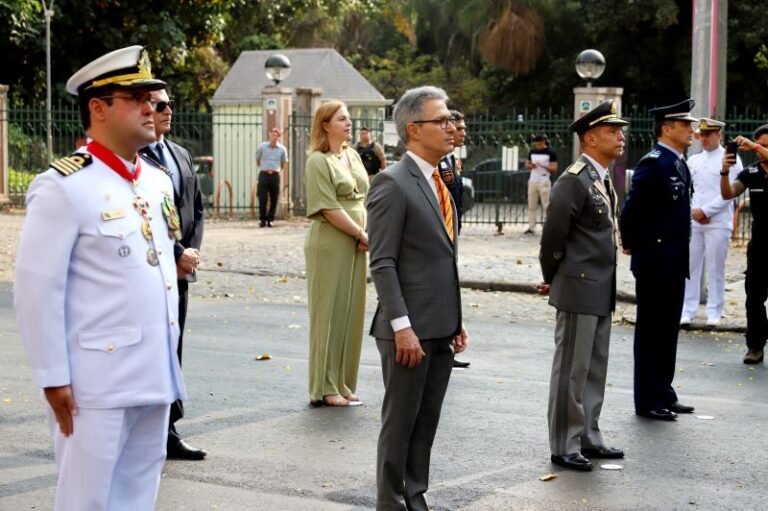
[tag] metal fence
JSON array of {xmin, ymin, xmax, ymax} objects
[{"xmin": 2, "ymin": 103, "xmax": 764, "ymax": 241}]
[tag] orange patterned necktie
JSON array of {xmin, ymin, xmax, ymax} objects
[{"xmin": 431, "ymin": 169, "xmax": 455, "ymax": 242}]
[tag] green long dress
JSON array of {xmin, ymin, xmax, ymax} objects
[{"xmin": 304, "ymin": 148, "xmax": 370, "ymax": 403}]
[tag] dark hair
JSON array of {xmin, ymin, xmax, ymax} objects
[
  {"xmin": 532, "ymin": 134, "xmax": 548, "ymax": 142},
  {"xmin": 754, "ymin": 124, "xmax": 768, "ymax": 141},
  {"xmin": 653, "ymin": 120, "xmax": 674, "ymax": 139},
  {"xmin": 78, "ymin": 87, "xmax": 114, "ymax": 131},
  {"xmin": 450, "ymin": 110, "xmax": 465, "ymax": 121}
]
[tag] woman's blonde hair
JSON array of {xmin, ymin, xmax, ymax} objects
[{"xmin": 309, "ymin": 100, "xmax": 348, "ymax": 153}]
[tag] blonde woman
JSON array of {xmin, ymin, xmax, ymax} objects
[{"xmin": 305, "ymin": 101, "xmax": 370, "ymax": 407}]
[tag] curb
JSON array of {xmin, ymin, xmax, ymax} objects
[{"xmin": 202, "ymin": 268, "xmax": 747, "ymax": 334}]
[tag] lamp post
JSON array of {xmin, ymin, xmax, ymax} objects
[
  {"xmin": 42, "ymin": 0, "xmax": 55, "ymax": 161},
  {"xmin": 571, "ymin": 49, "xmax": 623, "ymax": 165},
  {"xmin": 264, "ymin": 54, "xmax": 291, "ymax": 86},
  {"xmin": 261, "ymin": 54, "xmax": 294, "ymax": 219},
  {"xmin": 575, "ymin": 49, "xmax": 605, "ymax": 88}
]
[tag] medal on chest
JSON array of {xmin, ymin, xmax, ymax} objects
[{"xmin": 162, "ymin": 192, "xmax": 182, "ymax": 240}]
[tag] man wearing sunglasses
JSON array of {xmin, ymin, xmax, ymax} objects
[
  {"xmin": 15, "ymin": 45, "xmax": 185, "ymax": 510},
  {"xmin": 141, "ymin": 88, "xmax": 206, "ymax": 461}
]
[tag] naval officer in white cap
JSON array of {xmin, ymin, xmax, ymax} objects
[
  {"xmin": 681, "ymin": 118, "xmax": 743, "ymax": 325},
  {"xmin": 14, "ymin": 45, "xmax": 186, "ymax": 510}
]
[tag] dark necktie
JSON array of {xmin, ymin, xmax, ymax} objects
[
  {"xmin": 604, "ymin": 175, "xmax": 615, "ymax": 214},
  {"xmin": 154, "ymin": 142, "xmax": 167, "ymax": 168}
]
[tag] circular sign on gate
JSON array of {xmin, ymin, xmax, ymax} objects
[
  {"xmin": 266, "ymin": 98, "xmax": 278, "ymax": 112},
  {"xmin": 580, "ymin": 100, "xmax": 593, "ymax": 113}
]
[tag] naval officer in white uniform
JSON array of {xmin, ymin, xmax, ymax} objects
[
  {"xmin": 14, "ymin": 45, "xmax": 187, "ymax": 511},
  {"xmin": 681, "ymin": 118, "xmax": 743, "ymax": 325}
]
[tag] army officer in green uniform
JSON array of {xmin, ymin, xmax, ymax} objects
[{"xmin": 538, "ymin": 100, "xmax": 627, "ymax": 471}]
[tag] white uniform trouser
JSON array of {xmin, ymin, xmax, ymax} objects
[
  {"xmin": 49, "ymin": 404, "xmax": 170, "ymax": 511},
  {"xmin": 683, "ymin": 227, "xmax": 731, "ymax": 320},
  {"xmin": 528, "ymin": 180, "xmax": 551, "ymax": 231}
]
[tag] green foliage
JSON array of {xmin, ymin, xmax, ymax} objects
[
  {"xmin": 9, "ymin": 167, "xmax": 37, "ymax": 193},
  {"xmin": 7, "ymin": 124, "xmax": 45, "ymax": 193},
  {"xmin": 3, "ymin": 0, "xmax": 768, "ymax": 115}
]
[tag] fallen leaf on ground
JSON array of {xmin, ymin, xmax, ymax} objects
[
  {"xmin": 539, "ymin": 473, "xmax": 557, "ymax": 481},
  {"xmin": 255, "ymin": 353, "xmax": 271, "ymax": 360}
]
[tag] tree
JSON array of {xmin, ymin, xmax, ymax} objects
[{"xmin": 1, "ymin": 0, "xmax": 231, "ymax": 109}]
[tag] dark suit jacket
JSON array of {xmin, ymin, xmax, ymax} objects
[
  {"xmin": 619, "ymin": 143, "xmax": 690, "ymax": 278},
  {"xmin": 540, "ymin": 156, "xmax": 617, "ymax": 316},
  {"xmin": 366, "ymin": 154, "xmax": 462, "ymax": 341},
  {"xmin": 140, "ymin": 139, "xmax": 204, "ymax": 262}
]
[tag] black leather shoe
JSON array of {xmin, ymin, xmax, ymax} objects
[
  {"xmin": 581, "ymin": 446, "xmax": 624, "ymax": 459},
  {"xmin": 167, "ymin": 439, "xmax": 207, "ymax": 460},
  {"xmin": 551, "ymin": 453, "xmax": 593, "ymax": 471},
  {"xmin": 259, "ymin": 221, "xmax": 266, "ymax": 228},
  {"xmin": 453, "ymin": 359, "xmax": 470, "ymax": 368},
  {"xmin": 267, "ymin": 221, "xmax": 273, "ymax": 227},
  {"xmin": 743, "ymin": 349, "xmax": 764, "ymax": 364},
  {"xmin": 636, "ymin": 408, "xmax": 677, "ymax": 421},
  {"xmin": 668, "ymin": 402, "xmax": 694, "ymax": 414}
]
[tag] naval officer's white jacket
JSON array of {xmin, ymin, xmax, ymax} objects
[
  {"xmin": 14, "ymin": 149, "xmax": 186, "ymax": 409},
  {"xmin": 688, "ymin": 145, "xmax": 743, "ymax": 231}
]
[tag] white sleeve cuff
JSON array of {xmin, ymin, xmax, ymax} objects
[{"xmin": 390, "ymin": 316, "xmax": 411, "ymax": 332}]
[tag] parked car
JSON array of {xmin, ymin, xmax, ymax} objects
[
  {"xmin": 462, "ymin": 157, "xmax": 531, "ymax": 203},
  {"xmin": 193, "ymin": 156, "xmax": 214, "ymax": 207},
  {"xmin": 461, "ymin": 176, "xmax": 474, "ymax": 213}
]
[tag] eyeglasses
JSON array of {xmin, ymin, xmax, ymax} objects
[
  {"xmin": 98, "ymin": 92, "xmax": 154, "ymax": 106},
  {"xmin": 154, "ymin": 100, "xmax": 175, "ymax": 113},
  {"xmin": 412, "ymin": 117, "xmax": 455, "ymax": 130},
  {"xmin": 97, "ymin": 94, "xmax": 174, "ymax": 113}
]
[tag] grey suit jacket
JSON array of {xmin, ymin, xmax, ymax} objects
[
  {"xmin": 140, "ymin": 139, "xmax": 204, "ymax": 261},
  {"xmin": 366, "ymin": 154, "xmax": 462, "ymax": 340},
  {"xmin": 539, "ymin": 156, "xmax": 617, "ymax": 317}
]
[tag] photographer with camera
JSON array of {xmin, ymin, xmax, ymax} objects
[{"xmin": 721, "ymin": 125, "xmax": 768, "ymax": 364}]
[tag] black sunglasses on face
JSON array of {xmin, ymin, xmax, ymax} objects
[{"xmin": 154, "ymin": 100, "xmax": 175, "ymax": 113}]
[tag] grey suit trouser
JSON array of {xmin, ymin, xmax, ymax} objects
[
  {"xmin": 548, "ymin": 310, "xmax": 611, "ymax": 455},
  {"xmin": 376, "ymin": 338, "xmax": 453, "ymax": 511}
]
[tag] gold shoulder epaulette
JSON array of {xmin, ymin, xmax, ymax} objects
[
  {"xmin": 566, "ymin": 161, "xmax": 586, "ymax": 175},
  {"xmin": 50, "ymin": 153, "xmax": 93, "ymax": 176}
]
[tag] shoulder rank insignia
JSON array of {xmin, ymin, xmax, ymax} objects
[
  {"xmin": 646, "ymin": 149, "xmax": 661, "ymax": 159},
  {"xmin": 50, "ymin": 153, "xmax": 93, "ymax": 176},
  {"xmin": 566, "ymin": 161, "xmax": 586, "ymax": 175}
]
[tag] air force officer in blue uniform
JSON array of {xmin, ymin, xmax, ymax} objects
[
  {"xmin": 14, "ymin": 46, "xmax": 186, "ymax": 510},
  {"xmin": 619, "ymin": 99, "xmax": 697, "ymax": 421}
]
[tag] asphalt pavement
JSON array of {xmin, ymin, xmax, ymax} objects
[{"xmin": 1, "ymin": 272, "xmax": 766, "ymax": 510}]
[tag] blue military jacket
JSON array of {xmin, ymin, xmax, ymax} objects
[{"xmin": 619, "ymin": 143, "xmax": 691, "ymax": 278}]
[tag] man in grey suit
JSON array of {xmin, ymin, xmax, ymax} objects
[
  {"xmin": 366, "ymin": 85, "xmax": 468, "ymax": 511},
  {"xmin": 538, "ymin": 100, "xmax": 627, "ymax": 471},
  {"xmin": 141, "ymin": 87, "xmax": 207, "ymax": 461}
]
